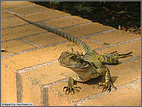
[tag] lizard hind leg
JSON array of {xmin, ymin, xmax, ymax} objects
[
  {"xmin": 99, "ymin": 51, "xmax": 133, "ymax": 64},
  {"xmin": 107, "ymin": 51, "xmax": 133, "ymax": 58},
  {"xmin": 118, "ymin": 51, "xmax": 133, "ymax": 58}
]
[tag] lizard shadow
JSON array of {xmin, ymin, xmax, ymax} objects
[
  {"xmin": 81, "ymin": 76, "xmax": 118, "ymax": 85},
  {"xmin": 103, "ymin": 62, "xmax": 122, "ymax": 65}
]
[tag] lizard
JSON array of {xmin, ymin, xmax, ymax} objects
[{"xmin": 11, "ymin": 13, "xmax": 132, "ymax": 94}]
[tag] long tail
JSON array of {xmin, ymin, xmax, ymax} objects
[{"xmin": 12, "ymin": 13, "xmax": 91, "ymax": 54}]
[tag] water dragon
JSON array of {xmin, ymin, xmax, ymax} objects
[{"xmin": 11, "ymin": 13, "xmax": 132, "ymax": 94}]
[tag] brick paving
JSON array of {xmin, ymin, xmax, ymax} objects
[{"xmin": 1, "ymin": 1, "xmax": 141, "ymax": 106}]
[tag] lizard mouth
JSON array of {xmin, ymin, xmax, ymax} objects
[{"xmin": 60, "ymin": 62, "xmax": 89, "ymax": 68}]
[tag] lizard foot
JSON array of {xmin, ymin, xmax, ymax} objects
[
  {"xmin": 98, "ymin": 81, "xmax": 117, "ymax": 92},
  {"xmin": 63, "ymin": 85, "xmax": 81, "ymax": 95}
]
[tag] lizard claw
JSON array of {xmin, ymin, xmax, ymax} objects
[
  {"xmin": 63, "ymin": 85, "xmax": 81, "ymax": 95},
  {"xmin": 98, "ymin": 81, "xmax": 117, "ymax": 92}
]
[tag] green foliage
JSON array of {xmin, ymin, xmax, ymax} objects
[
  {"xmin": 49, "ymin": 1, "xmax": 60, "ymax": 4},
  {"xmin": 33, "ymin": 2, "xmax": 140, "ymax": 29}
]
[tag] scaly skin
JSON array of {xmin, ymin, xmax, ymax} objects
[
  {"xmin": 58, "ymin": 50, "xmax": 117, "ymax": 94},
  {"xmin": 12, "ymin": 13, "xmax": 132, "ymax": 94}
]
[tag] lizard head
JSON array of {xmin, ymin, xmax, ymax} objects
[{"xmin": 58, "ymin": 51, "xmax": 91, "ymax": 70}]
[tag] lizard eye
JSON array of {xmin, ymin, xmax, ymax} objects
[
  {"xmin": 71, "ymin": 56, "xmax": 81, "ymax": 61},
  {"xmin": 71, "ymin": 56, "xmax": 76, "ymax": 60}
]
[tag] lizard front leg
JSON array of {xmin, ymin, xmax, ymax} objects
[
  {"xmin": 63, "ymin": 77, "xmax": 81, "ymax": 94},
  {"xmin": 71, "ymin": 47, "xmax": 83, "ymax": 56},
  {"xmin": 98, "ymin": 67, "xmax": 117, "ymax": 92}
]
